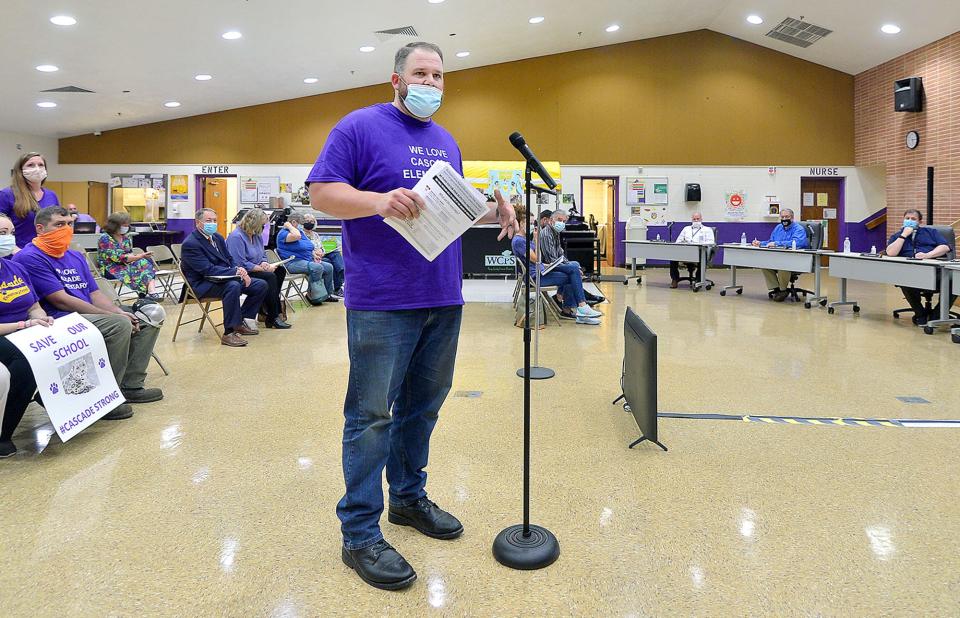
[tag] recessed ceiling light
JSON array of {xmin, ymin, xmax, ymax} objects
[
  {"xmin": 746, "ymin": 15, "xmax": 764, "ymax": 25},
  {"xmin": 456, "ymin": 51, "xmax": 470, "ymax": 58},
  {"xmin": 221, "ymin": 31, "xmax": 242, "ymax": 40},
  {"xmin": 163, "ymin": 101, "xmax": 181, "ymax": 108},
  {"xmin": 529, "ymin": 16, "xmax": 545, "ymax": 24},
  {"xmin": 605, "ymin": 24, "xmax": 620, "ymax": 33},
  {"xmin": 36, "ymin": 65, "xmax": 59, "ymax": 72},
  {"xmin": 50, "ymin": 15, "xmax": 77, "ymax": 26},
  {"xmin": 428, "ymin": 0, "xmax": 446, "ymax": 3},
  {"xmin": 303, "ymin": 77, "xmax": 319, "ymax": 84},
  {"xmin": 195, "ymin": 74, "xmax": 212, "ymax": 81},
  {"xmin": 359, "ymin": 45, "xmax": 376, "ymax": 53},
  {"xmin": 881, "ymin": 24, "xmax": 901, "ymax": 34},
  {"xmin": 37, "ymin": 101, "xmax": 57, "ymax": 108}
]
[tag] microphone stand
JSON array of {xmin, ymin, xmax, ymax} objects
[
  {"xmin": 493, "ymin": 161, "xmax": 561, "ymax": 571},
  {"xmin": 518, "ymin": 180, "xmax": 556, "ymax": 381}
]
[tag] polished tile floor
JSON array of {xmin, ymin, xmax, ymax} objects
[{"xmin": 2, "ymin": 268, "xmax": 959, "ymax": 616}]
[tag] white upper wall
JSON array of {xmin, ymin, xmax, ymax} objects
[
  {"xmin": 561, "ymin": 165, "xmax": 886, "ymax": 224},
  {"xmin": 0, "ymin": 130, "xmax": 59, "ymax": 179}
]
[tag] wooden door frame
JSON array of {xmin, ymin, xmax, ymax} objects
[
  {"xmin": 195, "ymin": 174, "xmax": 237, "ymax": 235},
  {"xmin": 800, "ymin": 176, "xmax": 845, "ymax": 246},
  {"xmin": 579, "ymin": 176, "xmax": 620, "ymax": 265}
]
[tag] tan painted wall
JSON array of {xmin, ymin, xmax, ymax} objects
[{"xmin": 60, "ymin": 30, "xmax": 854, "ymax": 167}]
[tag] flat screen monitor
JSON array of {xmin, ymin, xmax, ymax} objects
[
  {"xmin": 73, "ymin": 221, "xmax": 97, "ymax": 234},
  {"xmin": 623, "ymin": 307, "xmax": 665, "ymax": 450}
]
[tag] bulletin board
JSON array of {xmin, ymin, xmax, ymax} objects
[
  {"xmin": 240, "ymin": 176, "xmax": 281, "ymax": 204},
  {"xmin": 625, "ymin": 177, "xmax": 669, "ymax": 206}
]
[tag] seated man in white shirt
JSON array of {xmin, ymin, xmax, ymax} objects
[{"xmin": 669, "ymin": 212, "xmax": 715, "ymax": 288}]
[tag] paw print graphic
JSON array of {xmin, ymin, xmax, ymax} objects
[
  {"xmin": 98, "ymin": 358, "xmax": 107, "ymax": 369},
  {"xmin": 49, "ymin": 383, "xmax": 59, "ymax": 395}
]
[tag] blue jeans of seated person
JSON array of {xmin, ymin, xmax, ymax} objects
[
  {"xmin": 323, "ymin": 251, "xmax": 345, "ymax": 293},
  {"xmin": 286, "ymin": 258, "xmax": 332, "ymax": 301},
  {"xmin": 538, "ymin": 262, "xmax": 586, "ymax": 308},
  {"xmin": 338, "ymin": 305, "xmax": 462, "ymax": 550}
]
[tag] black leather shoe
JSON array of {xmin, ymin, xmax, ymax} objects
[
  {"xmin": 265, "ymin": 318, "xmax": 292, "ymax": 329},
  {"xmin": 103, "ymin": 403, "xmax": 134, "ymax": 420},
  {"xmin": 388, "ymin": 497, "xmax": 464, "ymax": 540},
  {"xmin": 122, "ymin": 387, "xmax": 164, "ymax": 403},
  {"xmin": 341, "ymin": 539, "xmax": 417, "ymax": 590}
]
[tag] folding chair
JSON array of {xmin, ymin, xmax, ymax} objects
[
  {"xmin": 170, "ymin": 264, "xmax": 225, "ymax": 342},
  {"xmin": 514, "ymin": 260, "xmax": 562, "ymax": 327},
  {"xmin": 146, "ymin": 245, "xmax": 182, "ymax": 302},
  {"xmin": 95, "ymin": 277, "xmax": 170, "ymax": 376},
  {"xmin": 86, "ymin": 250, "xmax": 139, "ymax": 301},
  {"xmin": 170, "ymin": 243, "xmax": 183, "ymax": 263},
  {"xmin": 265, "ymin": 249, "xmax": 310, "ymax": 312}
]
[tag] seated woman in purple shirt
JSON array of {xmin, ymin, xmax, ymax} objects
[
  {"xmin": 0, "ymin": 152, "xmax": 60, "ymax": 248},
  {"xmin": 226, "ymin": 209, "xmax": 291, "ymax": 329},
  {"xmin": 97, "ymin": 212, "xmax": 162, "ymax": 300},
  {"xmin": 0, "ymin": 234, "xmax": 55, "ymax": 458}
]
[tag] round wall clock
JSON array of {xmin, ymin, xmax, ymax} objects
[{"xmin": 906, "ymin": 131, "xmax": 920, "ymax": 150}]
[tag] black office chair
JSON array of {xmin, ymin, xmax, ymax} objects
[
  {"xmin": 768, "ymin": 221, "xmax": 821, "ymax": 302},
  {"xmin": 892, "ymin": 224, "xmax": 959, "ymax": 322},
  {"xmin": 675, "ymin": 226, "xmax": 718, "ymax": 291}
]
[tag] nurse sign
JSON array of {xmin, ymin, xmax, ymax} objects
[{"xmin": 6, "ymin": 313, "xmax": 124, "ymax": 442}]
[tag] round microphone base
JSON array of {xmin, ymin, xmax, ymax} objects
[
  {"xmin": 516, "ymin": 366, "xmax": 555, "ymax": 380},
  {"xmin": 492, "ymin": 524, "xmax": 560, "ymax": 570}
]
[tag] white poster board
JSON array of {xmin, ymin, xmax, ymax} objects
[
  {"xmin": 5, "ymin": 314, "xmax": 124, "ymax": 442},
  {"xmin": 240, "ymin": 176, "xmax": 281, "ymax": 204}
]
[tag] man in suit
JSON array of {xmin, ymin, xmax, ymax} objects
[{"xmin": 180, "ymin": 208, "xmax": 268, "ymax": 347}]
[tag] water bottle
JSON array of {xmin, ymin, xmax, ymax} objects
[
  {"xmin": 791, "ymin": 239, "xmax": 797, "ymax": 251},
  {"xmin": 843, "ymin": 237, "xmax": 851, "ymax": 254},
  {"xmin": 740, "ymin": 232, "xmax": 747, "ymax": 246},
  {"xmin": 870, "ymin": 244, "xmax": 877, "ymax": 255},
  {"xmin": 655, "ymin": 233, "xmax": 661, "ymax": 242}
]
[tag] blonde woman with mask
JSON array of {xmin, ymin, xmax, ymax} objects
[{"xmin": 0, "ymin": 152, "xmax": 60, "ymax": 248}]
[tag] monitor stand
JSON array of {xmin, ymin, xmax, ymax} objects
[{"xmin": 628, "ymin": 435, "xmax": 668, "ymax": 451}]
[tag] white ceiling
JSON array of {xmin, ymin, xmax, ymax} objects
[{"xmin": 3, "ymin": 0, "xmax": 958, "ymax": 138}]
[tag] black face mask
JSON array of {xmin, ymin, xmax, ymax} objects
[
  {"xmin": 303, "ymin": 222, "xmax": 315, "ymax": 230},
  {"xmin": 781, "ymin": 219, "xmax": 792, "ymax": 227}
]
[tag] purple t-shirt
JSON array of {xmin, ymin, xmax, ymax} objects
[
  {"xmin": 0, "ymin": 258, "xmax": 38, "ymax": 323},
  {"xmin": 0, "ymin": 186, "xmax": 61, "ymax": 248},
  {"xmin": 12, "ymin": 244, "xmax": 98, "ymax": 318},
  {"xmin": 306, "ymin": 103, "xmax": 465, "ymax": 311}
]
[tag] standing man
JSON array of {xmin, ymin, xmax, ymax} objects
[
  {"xmin": 752, "ymin": 208, "xmax": 808, "ymax": 301},
  {"xmin": 308, "ymin": 42, "xmax": 517, "ymax": 590}
]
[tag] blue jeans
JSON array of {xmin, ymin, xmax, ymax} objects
[
  {"xmin": 538, "ymin": 263, "xmax": 586, "ymax": 307},
  {"xmin": 286, "ymin": 258, "xmax": 332, "ymax": 301},
  {"xmin": 338, "ymin": 305, "xmax": 463, "ymax": 550},
  {"xmin": 323, "ymin": 251, "xmax": 345, "ymax": 293}
]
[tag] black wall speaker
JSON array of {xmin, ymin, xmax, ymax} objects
[
  {"xmin": 894, "ymin": 77, "xmax": 923, "ymax": 112},
  {"xmin": 685, "ymin": 183, "xmax": 701, "ymax": 202}
]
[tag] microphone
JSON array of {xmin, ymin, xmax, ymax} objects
[{"xmin": 508, "ymin": 132, "xmax": 557, "ymax": 189}]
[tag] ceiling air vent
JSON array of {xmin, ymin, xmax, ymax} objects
[
  {"xmin": 41, "ymin": 85, "xmax": 95, "ymax": 93},
  {"xmin": 765, "ymin": 17, "xmax": 832, "ymax": 48},
  {"xmin": 374, "ymin": 25, "xmax": 419, "ymax": 42}
]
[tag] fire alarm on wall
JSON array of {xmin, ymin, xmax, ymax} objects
[{"xmin": 906, "ymin": 131, "xmax": 920, "ymax": 150}]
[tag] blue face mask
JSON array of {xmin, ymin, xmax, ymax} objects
[
  {"xmin": 0, "ymin": 234, "xmax": 15, "ymax": 257},
  {"xmin": 903, "ymin": 219, "xmax": 919, "ymax": 229},
  {"xmin": 553, "ymin": 221, "xmax": 566, "ymax": 233},
  {"xmin": 401, "ymin": 80, "xmax": 443, "ymax": 119},
  {"xmin": 202, "ymin": 222, "xmax": 218, "ymax": 236}
]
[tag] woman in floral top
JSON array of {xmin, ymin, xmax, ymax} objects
[{"xmin": 96, "ymin": 212, "xmax": 161, "ymax": 299}]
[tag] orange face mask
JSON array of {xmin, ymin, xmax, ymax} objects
[{"xmin": 32, "ymin": 225, "xmax": 74, "ymax": 258}]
